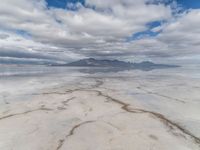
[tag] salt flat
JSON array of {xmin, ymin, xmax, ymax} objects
[{"xmin": 0, "ymin": 66, "xmax": 200, "ymax": 150}]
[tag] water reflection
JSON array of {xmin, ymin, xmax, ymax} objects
[
  {"xmin": 76, "ymin": 66, "xmax": 177, "ymax": 74},
  {"xmin": 0, "ymin": 65, "xmax": 180, "ymax": 77}
]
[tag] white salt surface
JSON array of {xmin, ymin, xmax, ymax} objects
[{"xmin": 0, "ymin": 66, "xmax": 200, "ymax": 150}]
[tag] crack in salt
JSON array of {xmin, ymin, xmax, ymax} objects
[
  {"xmin": 0, "ymin": 107, "xmax": 53, "ymax": 121},
  {"xmin": 92, "ymin": 89, "xmax": 200, "ymax": 145},
  {"xmin": 54, "ymin": 79, "xmax": 199, "ymax": 146},
  {"xmin": 62, "ymin": 97, "xmax": 75, "ymax": 106},
  {"xmin": 56, "ymin": 121, "xmax": 95, "ymax": 150},
  {"xmin": 136, "ymin": 86, "xmax": 186, "ymax": 103}
]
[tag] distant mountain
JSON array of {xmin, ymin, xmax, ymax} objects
[
  {"xmin": 65, "ymin": 58, "xmax": 132, "ymax": 67},
  {"xmin": 51, "ymin": 58, "xmax": 179, "ymax": 70},
  {"xmin": 132, "ymin": 61, "xmax": 179, "ymax": 70}
]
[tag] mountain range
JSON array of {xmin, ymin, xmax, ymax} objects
[{"xmin": 51, "ymin": 58, "xmax": 179, "ymax": 70}]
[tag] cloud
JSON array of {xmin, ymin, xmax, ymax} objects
[
  {"xmin": 0, "ymin": 34, "xmax": 9, "ymax": 39},
  {"xmin": 0, "ymin": 31, "xmax": 83, "ymax": 64},
  {"xmin": 157, "ymin": 9, "xmax": 200, "ymax": 56},
  {"xmin": 0, "ymin": 0, "xmax": 199, "ymax": 64}
]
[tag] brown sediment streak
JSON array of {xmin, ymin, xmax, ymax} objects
[
  {"xmin": 136, "ymin": 86, "xmax": 186, "ymax": 103},
  {"xmin": 42, "ymin": 92, "xmax": 68, "ymax": 95},
  {"xmin": 33, "ymin": 88, "xmax": 83, "ymax": 96},
  {"xmin": 92, "ymin": 90, "xmax": 200, "ymax": 145},
  {"xmin": 61, "ymin": 87, "xmax": 199, "ymax": 145},
  {"xmin": 0, "ymin": 107, "xmax": 53, "ymax": 121},
  {"xmin": 42, "ymin": 88, "xmax": 84, "ymax": 95},
  {"xmin": 31, "ymin": 78, "xmax": 104, "ymax": 96},
  {"xmin": 62, "ymin": 97, "xmax": 75, "ymax": 106},
  {"xmin": 32, "ymin": 91, "xmax": 69, "ymax": 95},
  {"xmin": 40, "ymin": 79, "xmax": 103, "ymax": 96},
  {"xmin": 55, "ymin": 120, "xmax": 119, "ymax": 150},
  {"xmin": 40, "ymin": 78, "xmax": 199, "ymax": 145},
  {"xmin": 56, "ymin": 121, "xmax": 95, "ymax": 150},
  {"xmin": 66, "ymin": 121, "xmax": 95, "ymax": 138},
  {"xmin": 7, "ymin": 78, "xmax": 199, "ymax": 147},
  {"xmin": 56, "ymin": 139, "xmax": 65, "ymax": 150}
]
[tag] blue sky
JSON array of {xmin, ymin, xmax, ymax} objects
[
  {"xmin": 46, "ymin": 0, "xmax": 200, "ymax": 9},
  {"xmin": 46, "ymin": 0, "xmax": 200, "ymax": 41},
  {"xmin": 0, "ymin": 0, "xmax": 200, "ymax": 64},
  {"xmin": 46, "ymin": 0, "xmax": 85, "ymax": 8},
  {"xmin": 177, "ymin": 0, "xmax": 200, "ymax": 9}
]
